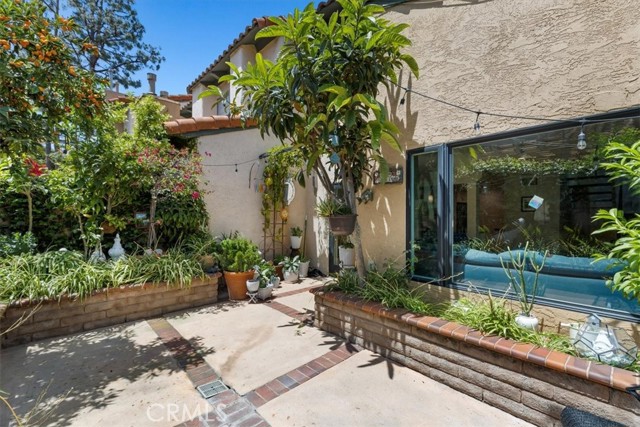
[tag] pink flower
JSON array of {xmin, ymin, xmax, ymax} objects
[{"xmin": 191, "ymin": 191, "xmax": 200, "ymax": 200}]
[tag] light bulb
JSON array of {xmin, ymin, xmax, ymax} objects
[{"xmin": 577, "ymin": 130, "xmax": 586, "ymax": 150}]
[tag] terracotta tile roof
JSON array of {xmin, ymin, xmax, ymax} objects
[
  {"xmin": 164, "ymin": 115, "xmax": 257, "ymax": 135},
  {"xmin": 166, "ymin": 94, "xmax": 191, "ymax": 102},
  {"xmin": 186, "ymin": 0, "xmax": 339, "ymax": 93}
]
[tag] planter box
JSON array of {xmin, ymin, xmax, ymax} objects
[
  {"xmin": 312, "ymin": 289, "xmax": 640, "ymax": 427},
  {"xmin": 0, "ymin": 274, "xmax": 220, "ymax": 348}
]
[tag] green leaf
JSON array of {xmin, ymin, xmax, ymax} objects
[
  {"xmin": 401, "ymin": 54, "xmax": 420, "ymax": 78},
  {"xmin": 256, "ymin": 25, "xmax": 289, "ymax": 40}
]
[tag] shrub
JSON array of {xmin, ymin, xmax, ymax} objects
[
  {"xmin": 215, "ymin": 238, "xmax": 261, "ymax": 273},
  {"xmin": 0, "ymin": 250, "xmax": 204, "ymax": 303},
  {"xmin": 0, "ymin": 232, "xmax": 37, "ymax": 257}
]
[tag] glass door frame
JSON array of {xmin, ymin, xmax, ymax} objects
[{"xmin": 406, "ymin": 144, "xmax": 452, "ymax": 283}]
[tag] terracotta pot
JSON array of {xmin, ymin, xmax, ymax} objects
[
  {"xmin": 275, "ymin": 264, "xmax": 284, "ymax": 280},
  {"xmin": 199, "ymin": 255, "xmax": 215, "ymax": 270},
  {"xmin": 101, "ymin": 221, "xmax": 116, "ymax": 234},
  {"xmin": 224, "ymin": 270, "xmax": 255, "ymax": 300},
  {"xmin": 328, "ymin": 215, "xmax": 357, "ymax": 236}
]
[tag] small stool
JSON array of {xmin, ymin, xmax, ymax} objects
[{"xmin": 246, "ymin": 291, "xmax": 259, "ymax": 304}]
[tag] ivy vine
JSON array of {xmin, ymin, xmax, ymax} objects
[{"xmin": 261, "ymin": 145, "xmax": 303, "ymax": 232}]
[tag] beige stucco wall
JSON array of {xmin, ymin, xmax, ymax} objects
[
  {"xmin": 155, "ymin": 97, "xmax": 181, "ymax": 120},
  {"xmin": 197, "ymin": 128, "xmax": 316, "ymax": 263},
  {"xmin": 357, "ymin": 0, "xmax": 640, "ymax": 268}
]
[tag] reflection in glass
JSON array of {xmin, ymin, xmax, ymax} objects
[
  {"xmin": 411, "ymin": 152, "xmax": 438, "ymax": 278},
  {"xmin": 451, "ymin": 119, "xmax": 640, "ymax": 315}
]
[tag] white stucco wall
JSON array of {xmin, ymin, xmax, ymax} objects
[
  {"xmin": 191, "ymin": 83, "xmax": 216, "ymax": 118},
  {"xmin": 356, "ymin": 0, "xmax": 640, "ymax": 267},
  {"xmin": 229, "ymin": 45, "xmax": 258, "ymax": 103},
  {"xmin": 259, "ymin": 37, "xmax": 284, "ymax": 62}
]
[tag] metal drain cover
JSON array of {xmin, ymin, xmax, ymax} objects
[{"xmin": 197, "ymin": 380, "xmax": 229, "ymax": 398}]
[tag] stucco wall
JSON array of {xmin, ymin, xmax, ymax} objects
[
  {"xmin": 191, "ymin": 83, "xmax": 216, "ymax": 118},
  {"xmin": 259, "ymin": 37, "xmax": 284, "ymax": 62},
  {"xmin": 198, "ymin": 128, "xmax": 315, "ymax": 262},
  {"xmin": 357, "ymin": 0, "xmax": 640, "ymax": 267}
]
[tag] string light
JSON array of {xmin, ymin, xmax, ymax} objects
[
  {"xmin": 577, "ymin": 119, "xmax": 587, "ymax": 150},
  {"xmin": 388, "ymin": 80, "xmax": 640, "ymax": 125},
  {"xmin": 399, "ymin": 89, "xmax": 408, "ymax": 105},
  {"xmin": 473, "ymin": 112, "xmax": 481, "ymax": 133},
  {"xmin": 235, "ymin": 163, "xmax": 238, "ymax": 173}
]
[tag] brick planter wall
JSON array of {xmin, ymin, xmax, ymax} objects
[
  {"xmin": 313, "ymin": 289, "xmax": 640, "ymax": 427},
  {"xmin": 0, "ymin": 274, "xmax": 220, "ymax": 348}
]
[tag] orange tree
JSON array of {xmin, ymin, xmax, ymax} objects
[
  {"xmin": 202, "ymin": 0, "xmax": 418, "ymax": 275},
  {"xmin": 0, "ymin": 0, "xmax": 104, "ymax": 156}
]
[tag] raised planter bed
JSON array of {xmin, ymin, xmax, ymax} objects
[
  {"xmin": 0, "ymin": 273, "xmax": 220, "ymax": 348},
  {"xmin": 312, "ymin": 289, "xmax": 640, "ymax": 427}
]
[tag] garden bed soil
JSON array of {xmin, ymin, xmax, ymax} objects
[
  {"xmin": 312, "ymin": 289, "xmax": 640, "ymax": 427},
  {"xmin": 0, "ymin": 273, "xmax": 220, "ymax": 348}
]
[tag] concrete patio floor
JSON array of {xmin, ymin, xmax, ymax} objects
[{"xmin": 0, "ymin": 278, "xmax": 533, "ymax": 426}]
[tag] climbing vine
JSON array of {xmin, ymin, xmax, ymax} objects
[{"xmin": 261, "ymin": 145, "xmax": 302, "ymax": 231}]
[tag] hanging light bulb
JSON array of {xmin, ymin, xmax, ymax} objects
[
  {"xmin": 473, "ymin": 112, "xmax": 481, "ymax": 133},
  {"xmin": 235, "ymin": 164, "xmax": 238, "ymax": 173},
  {"xmin": 400, "ymin": 89, "xmax": 408, "ymax": 105},
  {"xmin": 577, "ymin": 120, "xmax": 587, "ymax": 150}
]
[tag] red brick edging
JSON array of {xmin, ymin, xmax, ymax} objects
[
  {"xmin": 312, "ymin": 289, "xmax": 640, "ymax": 392},
  {"xmin": 245, "ymin": 343, "xmax": 360, "ymax": 408}
]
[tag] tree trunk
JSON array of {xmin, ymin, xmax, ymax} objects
[
  {"xmin": 343, "ymin": 173, "xmax": 366, "ymax": 278},
  {"xmin": 147, "ymin": 192, "xmax": 158, "ymax": 249},
  {"xmin": 25, "ymin": 191, "xmax": 33, "ymax": 233},
  {"xmin": 77, "ymin": 213, "xmax": 87, "ymax": 258}
]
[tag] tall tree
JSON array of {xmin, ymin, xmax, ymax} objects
[
  {"xmin": 203, "ymin": 0, "xmax": 418, "ymax": 275},
  {"xmin": 0, "ymin": 0, "xmax": 104, "ymax": 156},
  {"xmin": 63, "ymin": 0, "xmax": 164, "ymax": 89}
]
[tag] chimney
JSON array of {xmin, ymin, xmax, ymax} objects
[
  {"xmin": 160, "ymin": 90, "xmax": 169, "ymax": 98},
  {"xmin": 146, "ymin": 72, "xmax": 157, "ymax": 95}
]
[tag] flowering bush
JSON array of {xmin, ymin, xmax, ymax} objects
[
  {"xmin": 0, "ymin": 156, "xmax": 47, "ymax": 232},
  {"xmin": 133, "ymin": 143, "xmax": 204, "ymax": 248}
]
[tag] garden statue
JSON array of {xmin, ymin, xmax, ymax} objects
[{"xmin": 108, "ymin": 233, "xmax": 125, "ymax": 261}]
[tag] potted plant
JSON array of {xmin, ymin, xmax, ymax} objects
[
  {"xmin": 282, "ymin": 255, "xmax": 300, "ymax": 282},
  {"xmin": 299, "ymin": 255, "xmax": 310, "ymax": 278},
  {"xmin": 246, "ymin": 274, "xmax": 260, "ymax": 293},
  {"xmin": 500, "ymin": 243, "xmax": 548, "ymax": 330},
  {"xmin": 274, "ymin": 255, "xmax": 285, "ymax": 280},
  {"xmin": 316, "ymin": 198, "xmax": 356, "ymax": 236},
  {"xmin": 338, "ymin": 236, "xmax": 355, "ymax": 268},
  {"xmin": 256, "ymin": 260, "xmax": 276, "ymax": 300},
  {"xmin": 216, "ymin": 237, "xmax": 262, "ymax": 300},
  {"xmin": 290, "ymin": 226, "xmax": 303, "ymax": 249}
]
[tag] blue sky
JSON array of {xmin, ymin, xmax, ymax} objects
[{"xmin": 131, "ymin": 0, "xmax": 319, "ymax": 95}]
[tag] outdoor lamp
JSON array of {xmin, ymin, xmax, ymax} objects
[
  {"xmin": 570, "ymin": 314, "xmax": 638, "ymax": 368},
  {"xmin": 577, "ymin": 120, "xmax": 587, "ymax": 150}
]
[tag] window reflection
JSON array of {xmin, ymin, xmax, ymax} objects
[
  {"xmin": 411, "ymin": 152, "xmax": 438, "ymax": 278},
  {"xmin": 451, "ymin": 119, "xmax": 640, "ymax": 315}
]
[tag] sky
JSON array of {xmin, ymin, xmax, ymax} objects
[{"xmin": 130, "ymin": 0, "xmax": 320, "ymax": 96}]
